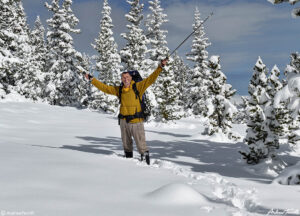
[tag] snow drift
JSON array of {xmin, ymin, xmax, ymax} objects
[{"xmin": 145, "ymin": 183, "xmax": 208, "ymax": 205}]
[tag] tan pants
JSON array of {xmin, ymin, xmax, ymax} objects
[{"xmin": 120, "ymin": 119, "xmax": 148, "ymax": 154}]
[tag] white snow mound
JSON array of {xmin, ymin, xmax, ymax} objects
[
  {"xmin": 145, "ymin": 183, "xmax": 208, "ymax": 205},
  {"xmin": 273, "ymin": 161, "xmax": 300, "ymax": 185}
]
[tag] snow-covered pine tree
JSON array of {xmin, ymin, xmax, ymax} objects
[
  {"xmin": 79, "ymin": 53, "xmax": 93, "ymax": 108},
  {"xmin": 29, "ymin": 16, "xmax": 47, "ymax": 99},
  {"xmin": 0, "ymin": 0, "xmax": 42, "ymax": 100},
  {"xmin": 267, "ymin": 65, "xmax": 288, "ymax": 138},
  {"xmin": 152, "ymin": 55, "xmax": 182, "ymax": 122},
  {"xmin": 285, "ymin": 53, "xmax": 300, "ymax": 146},
  {"xmin": 261, "ymin": 65, "xmax": 285, "ymax": 159},
  {"xmin": 152, "ymin": 63, "xmax": 182, "ymax": 122},
  {"xmin": 120, "ymin": 0, "xmax": 148, "ymax": 71},
  {"xmin": 145, "ymin": 0, "xmax": 169, "ymax": 61},
  {"xmin": 90, "ymin": 0, "xmax": 121, "ymax": 113},
  {"xmin": 44, "ymin": 0, "xmax": 86, "ymax": 106},
  {"xmin": 274, "ymin": 99, "xmax": 292, "ymax": 139},
  {"xmin": 31, "ymin": 16, "xmax": 47, "ymax": 72},
  {"xmin": 267, "ymin": 0, "xmax": 300, "ymax": 17},
  {"xmin": 263, "ymin": 106, "xmax": 281, "ymax": 159},
  {"xmin": 233, "ymin": 96, "xmax": 248, "ymax": 124},
  {"xmin": 145, "ymin": 0, "xmax": 181, "ymax": 121},
  {"xmin": 172, "ymin": 53, "xmax": 190, "ymax": 114},
  {"xmin": 204, "ymin": 55, "xmax": 238, "ymax": 140},
  {"xmin": 92, "ymin": 0, "xmax": 121, "ymax": 84},
  {"xmin": 186, "ymin": 7, "xmax": 211, "ymax": 116},
  {"xmin": 268, "ymin": 65, "xmax": 283, "ymax": 98},
  {"xmin": 274, "ymin": 52, "xmax": 300, "ymax": 147},
  {"xmin": 240, "ymin": 57, "xmax": 272, "ymax": 164},
  {"xmin": 14, "ymin": 0, "xmax": 41, "ymax": 99},
  {"xmin": 0, "ymin": 0, "xmax": 21, "ymax": 97}
]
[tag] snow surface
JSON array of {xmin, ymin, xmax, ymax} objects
[
  {"xmin": 0, "ymin": 94, "xmax": 300, "ymax": 216},
  {"xmin": 273, "ymin": 161, "xmax": 300, "ymax": 185}
]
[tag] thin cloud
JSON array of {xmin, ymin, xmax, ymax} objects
[
  {"xmin": 165, "ymin": 1, "xmax": 290, "ymax": 44},
  {"xmin": 206, "ymin": 2, "xmax": 289, "ymax": 42}
]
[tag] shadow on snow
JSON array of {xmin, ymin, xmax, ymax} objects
[
  {"xmin": 50, "ymin": 133, "xmax": 276, "ymax": 183},
  {"xmin": 31, "ymin": 131, "xmax": 300, "ymax": 215}
]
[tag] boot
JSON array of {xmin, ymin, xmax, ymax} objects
[
  {"xmin": 141, "ymin": 151, "xmax": 150, "ymax": 165},
  {"xmin": 125, "ymin": 151, "xmax": 133, "ymax": 158}
]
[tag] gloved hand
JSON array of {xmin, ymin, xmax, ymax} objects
[
  {"xmin": 161, "ymin": 58, "xmax": 168, "ymax": 67},
  {"xmin": 84, "ymin": 72, "xmax": 94, "ymax": 81}
]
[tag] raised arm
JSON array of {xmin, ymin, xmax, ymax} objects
[
  {"xmin": 137, "ymin": 59, "xmax": 168, "ymax": 95},
  {"xmin": 91, "ymin": 78, "xmax": 119, "ymax": 96}
]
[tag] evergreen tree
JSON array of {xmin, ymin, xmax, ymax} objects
[
  {"xmin": 262, "ymin": 66, "xmax": 284, "ymax": 159},
  {"xmin": 31, "ymin": 16, "xmax": 47, "ymax": 74},
  {"xmin": 79, "ymin": 53, "xmax": 94, "ymax": 108},
  {"xmin": 120, "ymin": 0, "xmax": 148, "ymax": 71},
  {"xmin": 247, "ymin": 57, "xmax": 269, "ymax": 108},
  {"xmin": 241, "ymin": 57, "xmax": 272, "ymax": 164},
  {"xmin": 233, "ymin": 96, "xmax": 248, "ymax": 124},
  {"xmin": 90, "ymin": 0, "xmax": 121, "ymax": 112},
  {"xmin": 0, "ymin": 0, "xmax": 42, "ymax": 100},
  {"xmin": 263, "ymin": 104, "xmax": 281, "ymax": 159},
  {"xmin": 186, "ymin": 7, "xmax": 210, "ymax": 71},
  {"xmin": 153, "ymin": 68, "xmax": 182, "ymax": 122},
  {"xmin": 145, "ymin": 0, "xmax": 169, "ymax": 61},
  {"xmin": 278, "ymin": 53, "xmax": 300, "ymax": 146},
  {"xmin": 145, "ymin": 0, "xmax": 180, "ymax": 121},
  {"xmin": 186, "ymin": 7, "xmax": 211, "ymax": 116},
  {"xmin": 0, "ymin": 0, "xmax": 21, "ymax": 96},
  {"xmin": 29, "ymin": 16, "xmax": 47, "ymax": 99},
  {"xmin": 204, "ymin": 56, "xmax": 238, "ymax": 140},
  {"xmin": 92, "ymin": 0, "xmax": 121, "ymax": 84},
  {"xmin": 14, "ymin": 0, "xmax": 42, "ymax": 100},
  {"xmin": 285, "ymin": 52, "xmax": 300, "ymax": 78},
  {"xmin": 44, "ymin": 0, "xmax": 86, "ymax": 106},
  {"xmin": 152, "ymin": 56, "xmax": 182, "ymax": 122},
  {"xmin": 274, "ymin": 100, "xmax": 292, "ymax": 138},
  {"xmin": 268, "ymin": 65, "xmax": 283, "ymax": 98},
  {"xmin": 172, "ymin": 53, "xmax": 190, "ymax": 113},
  {"xmin": 267, "ymin": 65, "xmax": 288, "ymax": 138}
]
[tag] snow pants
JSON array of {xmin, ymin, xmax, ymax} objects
[{"xmin": 120, "ymin": 119, "xmax": 148, "ymax": 154}]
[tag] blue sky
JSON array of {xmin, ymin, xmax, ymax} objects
[{"xmin": 22, "ymin": 0, "xmax": 300, "ymax": 95}]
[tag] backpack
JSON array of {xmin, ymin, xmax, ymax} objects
[{"xmin": 118, "ymin": 70, "xmax": 150, "ymax": 123}]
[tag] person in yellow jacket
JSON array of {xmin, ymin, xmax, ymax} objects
[{"xmin": 85, "ymin": 59, "xmax": 168, "ymax": 165}]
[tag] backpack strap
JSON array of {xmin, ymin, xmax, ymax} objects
[
  {"xmin": 133, "ymin": 83, "xmax": 145, "ymax": 112},
  {"xmin": 132, "ymin": 83, "xmax": 140, "ymax": 100}
]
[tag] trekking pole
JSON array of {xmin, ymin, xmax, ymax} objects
[{"xmin": 168, "ymin": 12, "xmax": 213, "ymax": 58}]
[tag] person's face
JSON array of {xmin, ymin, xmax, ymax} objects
[{"xmin": 121, "ymin": 73, "xmax": 132, "ymax": 88}]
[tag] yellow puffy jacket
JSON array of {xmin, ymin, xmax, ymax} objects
[{"xmin": 91, "ymin": 66, "xmax": 163, "ymax": 123}]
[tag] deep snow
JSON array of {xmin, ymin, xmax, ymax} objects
[{"xmin": 0, "ymin": 96, "xmax": 300, "ymax": 216}]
